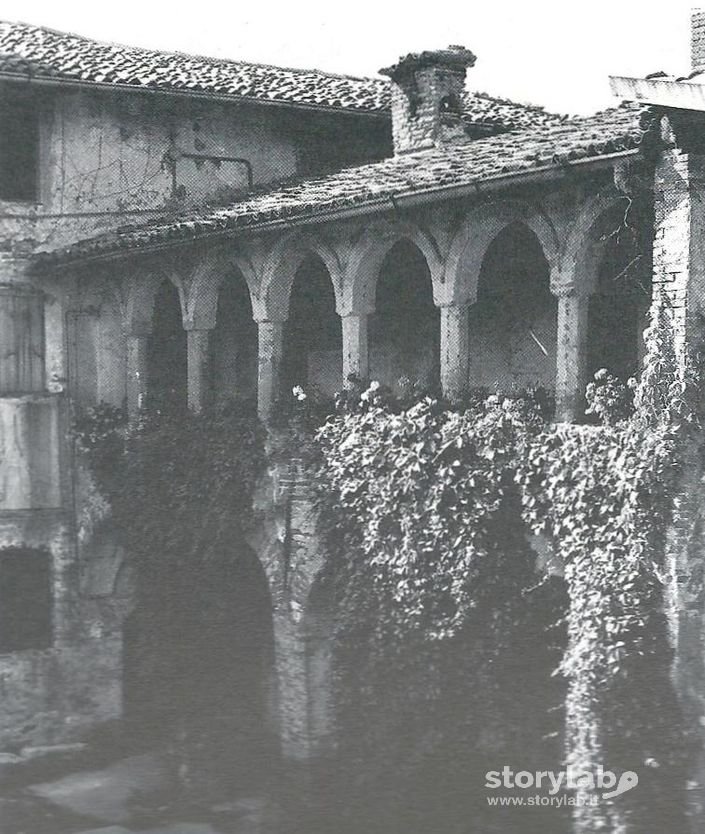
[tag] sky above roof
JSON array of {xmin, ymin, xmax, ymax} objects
[{"xmin": 0, "ymin": 0, "xmax": 695, "ymax": 115}]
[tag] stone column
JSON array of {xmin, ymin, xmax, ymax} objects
[
  {"xmin": 439, "ymin": 303, "xmax": 470, "ymax": 402},
  {"xmin": 186, "ymin": 328, "xmax": 212, "ymax": 412},
  {"xmin": 341, "ymin": 312, "xmax": 369, "ymax": 383},
  {"xmin": 554, "ymin": 288, "xmax": 590, "ymax": 423},
  {"xmin": 257, "ymin": 320, "xmax": 285, "ymax": 421},
  {"xmin": 126, "ymin": 333, "xmax": 149, "ymax": 418}
]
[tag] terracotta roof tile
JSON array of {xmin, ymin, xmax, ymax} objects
[
  {"xmin": 37, "ymin": 104, "xmax": 649, "ymax": 266},
  {"xmin": 0, "ymin": 21, "xmax": 561, "ymax": 130},
  {"xmin": 0, "ymin": 21, "xmax": 388, "ymax": 113}
]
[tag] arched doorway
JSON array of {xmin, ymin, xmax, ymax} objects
[
  {"xmin": 470, "ymin": 222, "xmax": 556, "ymax": 394},
  {"xmin": 122, "ymin": 543, "xmax": 277, "ymax": 796},
  {"xmin": 370, "ymin": 239, "xmax": 439, "ymax": 393},
  {"xmin": 282, "ymin": 254, "xmax": 341, "ymax": 397},
  {"xmin": 146, "ymin": 279, "xmax": 187, "ymax": 410},
  {"xmin": 587, "ymin": 207, "xmax": 649, "ymax": 382},
  {"xmin": 211, "ymin": 269, "xmax": 258, "ymax": 406}
]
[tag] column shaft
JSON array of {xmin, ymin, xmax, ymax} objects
[
  {"xmin": 258, "ymin": 321, "xmax": 285, "ymax": 421},
  {"xmin": 126, "ymin": 334, "xmax": 149, "ymax": 417},
  {"xmin": 342, "ymin": 313, "xmax": 369, "ymax": 384},
  {"xmin": 440, "ymin": 303, "xmax": 470, "ymax": 401},
  {"xmin": 187, "ymin": 329, "xmax": 212, "ymax": 412},
  {"xmin": 555, "ymin": 292, "xmax": 590, "ymax": 422}
]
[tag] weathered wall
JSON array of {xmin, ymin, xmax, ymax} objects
[
  {"xmin": 0, "ymin": 80, "xmax": 390, "ymax": 259},
  {"xmin": 0, "ymin": 507, "xmax": 128, "ymax": 753}
]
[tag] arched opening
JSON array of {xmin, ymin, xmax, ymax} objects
[
  {"xmin": 470, "ymin": 222, "xmax": 556, "ymax": 394},
  {"xmin": 146, "ymin": 279, "xmax": 187, "ymax": 410},
  {"xmin": 282, "ymin": 254, "xmax": 341, "ymax": 397},
  {"xmin": 587, "ymin": 207, "xmax": 649, "ymax": 382},
  {"xmin": 0, "ymin": 548, "xmax": 52, "ymax": 652},
  {"xmin": 122, "ymin": 544, "xmax": 277, "ymax": 796},
  {"xmin": 211, "ymin": 269, "xmax": 258, "ymax": 407},
  {"xmin": 370, "ymin": 239, "xmax": 439, "ymax": 392}
]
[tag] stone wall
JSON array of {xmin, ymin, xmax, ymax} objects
[{"xmin": 0, "ymin": 508, "xmax": 127, "ymax": 752}]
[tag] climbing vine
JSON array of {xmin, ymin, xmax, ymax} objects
[
  {"xmin": 73, "ymin": 399, "xmax": 266, "ymax": 581},
  {"xmin": 311, "ymin": 303, "xmax": 697, "ymax": 832}
]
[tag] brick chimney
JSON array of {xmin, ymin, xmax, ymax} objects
[
  {"xmin": 380, "ymin": 45, "xmax": 476, "ymax": 155},
  {"xmin": 692, "ymin": 9, "xmax": 705, "ymax": 73}
]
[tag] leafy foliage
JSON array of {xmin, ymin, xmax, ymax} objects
[
  {"xmin": 74, "ymin": 399, "xmax": 265, "ymax": 583},
  {"xmin": 311, "ymin": 304, "xmax": 694, "ymax": 832}
]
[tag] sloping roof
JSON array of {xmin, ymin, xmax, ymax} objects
[
  {"xmin": 36, "ymin": 103, "xmax": 649, "ymax": 267},
  {"xmin": 0, "ymin": 21, "xmax": 561, "ymax": 130},
  {"xmin": 0, "ymin": 21, "xmax": 389, "ymax": 114},
  {"xmin": 458, "ymin": 90, "xmax": 561, "ymax": 132}
]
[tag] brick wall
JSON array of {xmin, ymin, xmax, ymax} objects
[
  {"xmin": 693, "ymin": 9, "xmax": 705, "ymax": 73},
  {"xmin": 651, "ymin": 138, "xmax": 705, "ymax": 359}
]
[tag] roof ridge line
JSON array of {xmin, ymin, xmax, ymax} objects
[{"xmin": 0, "ymin": 19, "xmax": 390, "ymax": 87}]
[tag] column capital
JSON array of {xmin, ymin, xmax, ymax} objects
[
  {"xmin": 550, "ymin": 279, "xmax": 593, "ymax": 300},
  {"xmin": 435, "ymin": 298, "xmax": 472, "ymax": 311}
]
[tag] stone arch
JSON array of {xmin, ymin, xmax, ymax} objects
[
  {"xmin": 552, "ymin": 189, "xmax": 631, "ymax": 297},
  {"xmin": 146, "ymin": 277, "xmax": 188, "ymax": 409},
  {"xmin": 185, "ymin": 248, "xmax": 260, "ymax": 331},
  {"xmin": 342, "ymin": 219, "xmax": 444, "ymax": 316},
  {"xmin": 572, "ymin": 197, "xmax": 650, "ymax": 382},
  {"xmin": 122, "ymin": 540, "xmax": 278, "ymax": 786},
  {"xmin": 282, "ymin": 252, "xmax": 342, "ymax": 396},
  {"xmin": 443, "ymin": 200, "xmax": 561, "ymax": 307},
  {"xmin": 260, "ymin": 232, "xmax": 344, "ymax": 323},
  {"xmin": 469, "ymin": 220, "xmax": 557, "ymax": 392},
  {"xmin": 124, "ymin": 267, "xmax": 187, "ymax": 336},
  {"xmin": 368, "ymin": 235, "xmax": 440, "ymax": 391}
]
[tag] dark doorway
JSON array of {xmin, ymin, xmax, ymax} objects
[
  {"xmin": 122, "ymin": 544, "xmax": 277, "ymax": 796},
  {"xmin": 0, "ymin": 548, "xmax": 52, "ymax": 653},
  {"xmin": 588, "ymin": 208, "xmax": 649, "ymax": 382},
  {"xmin": 147, "ymin": 279, "xmax": 187, "ymax": 410},
  {"xmin": 370, "ymin": 239, "xmax": 439, "ymax": 392},
  {"xmin": 211, "ymin": 270, "xmax": 258, "ymax": 406},
  {"xmin": 471, "ymin": 222, "xmax": 556, "ymax": 393},
  {"xmin": 282, "ymin": 254, "xmax": 341, "ymax": 397}
]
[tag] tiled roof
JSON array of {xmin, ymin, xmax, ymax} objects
[
  {"xmin": 459, "ymin": 90, "xmax": 562, "ymax": 132},
  {"xmin": 0, "ymin": 21, "xmax": 561, "ymax": 130},
  {"xmin": 37, "ymin": 104, "xmax": 649, "ymax": 266},
  {"xmin": 0, "ymin": 21, "xmax": 389, "ymax": 114}
]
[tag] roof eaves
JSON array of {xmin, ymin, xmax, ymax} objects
[
  {"xmin": 0, "ymin": 65, "xmax": 391, "ymax": 116},
  {"xmin": 35, "ymin": 146, "xmax": 641, "ymax": 273}
]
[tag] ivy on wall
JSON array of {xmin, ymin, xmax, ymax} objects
[
  {"xmin": 73, "ymin": 400, "xmax": 265, "ymax": 580},
  {"xmin": 310, "ymin": 302, "xmax": 697, "ymax": 832},
  {"xmin": 72, "ymin": 301, "xmax": 700, "ymax": 832}
]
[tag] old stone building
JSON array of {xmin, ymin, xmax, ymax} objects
[{"xmin": 1, "ymin": 12, "xmax": 705, "ymax": 829}]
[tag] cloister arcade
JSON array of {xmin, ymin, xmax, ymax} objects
[
  {"xmin": 5, "ymin": 173, "xmax": 659, "ymax": 769},
  {"xmin": 67, "ymin": 183, "xmax": 649, "ymax": 426}
]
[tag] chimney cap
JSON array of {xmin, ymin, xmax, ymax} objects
[{"xmin": 380, "ymin": 45, "xmax": 476, "ymax": 82}]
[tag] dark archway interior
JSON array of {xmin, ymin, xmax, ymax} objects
[
  {"xmin": 370, "ymin": 239, "xmax": 439, "ymax": 392},
  {"xmin": 147, "ymin": 279, "xmax": 187, "ymax": 409},
  {"xmin": 282, "ymin": 254, "xmax": 341, "ymax": 396},
  {"xmin": 122, "ymin": 545, "xmax": 276, "ymax": 794},
  {"xmin": 471, "ymin": 222, "xmax": 556, "ymax": 393},
  {"xmin": 588, "ymin": 208, "xmax": 649, "ymax": 382},
  {"xmin": 0, "ymin": 548, "xmax": 52, "ymax": 652},
  {"xmin": 211, "ymin": 271, "xmax": 258, "ymax": 405}
]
